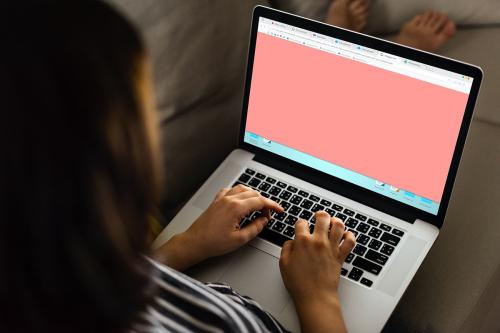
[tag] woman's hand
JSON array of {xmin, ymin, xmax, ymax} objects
[
  {"xmin": 279, "ymin": 211, "xmax": 356, "ymax": 333},
  {"xmin": 153, "ymin": 185, "xmax": 283, "ymax": 271}
]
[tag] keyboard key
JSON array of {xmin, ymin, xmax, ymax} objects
[
  {"xmin": 270, "ymin": 196, "xmax": 281, "ymax": 203},
  {"xmin": 335, "ymin": 213, "xmax": 347, "ymax": 221},
  {"xmin": 299, "ymin": 210, "xmax": 313, "ymax": 221},
  {"xmin": 352, "ymin": 256, "xmax": 383, "ymax": 275},
  {"xmin": 348, "ymin": 267, "xmax": 363, "ymax": 281},
  {"xmin": 320, "ymin": 199, "xmax": 332, "ymax": 207},
  {"xmin": 266, "ymin": 177, "xmax": 276, "ymax": 184},
  {"xmin": 380, "ymin": 232, "xmax": 400, "ymax": 246},
  {"xmin": 368, "ymin": 227, "xmax": 382, "ymax": 239},
  {"xmin": 287, "ymin": 186, "xmax": 298, "ymax": 193},
  {"xmin": 365, "ymin": 249, "xmax": 388, "ymax": 265},
  {"xmin": 248, "ymin": 178, "xmax": 261, "ymax": 187},
  {"xmin": 346, "ymin": 218, "xmax": 358, "ymax": 228},
  {"xmin": 279, "ymin": 190, "xmax": 292, "ymax": 200},
  {"xmin": 266, "ymin": 219, "xmax": 275, "ymax": 229},
  {"xmin": 380, "ymin": 244, "xmax": 395, "ymax": 256},
  {"xmin": 261, "ymin": 192, "xmax": 270, "ymax": 198},
  {"xmin": 309, "ymin": 224, "xmax": 315, "ymax": 233},
  {"xmin": 290, "ymin": 195, "xmax": 303, "ymax": 205},
  {"xmin": 298, "ymin": 190, "xmax": 309, "ymax": 197},
  {"xmin": 332, "ymin": 204, "xmax": 343, "ymax": 211},
  {"xmin": 345, "ymin": 253, "xmax": 354, "ymax": 263},
  {"xmin": 258, "ymin": 182, "xmax": 271, "ymax": 192},
  {"xmin": 255, "ymin": 173, "xmax": 266, "ymax": 180},
  {"xmin": 300, "ymin": 199, "xmax": 313, "ymax": 210},
  {"xmin": 277, "ymin": 181, "xmax": 287, "ymax": 188},
  {"xmin": 269, "ymin": 186, "xmax": 282, "ymax": 196},
  {"xmin": 357, "ymin": 234, "xmax": 370, "ymax": 245},
  {"xmin": 284, "ymin": 215, "xmax": 298, "ymax": 226},
  {"xmin": 245, "ymin": 168, "xmax": 255, "ymax": 175},
  {"xmin": 272, "ymin": 222, "xmax": 286, "ymax": 232},
  {"xmin": 325, "ymin": 208, "xmax": 336, "ymax": 216},
  {"xmin": 309, "ymin": 195, "xmax": 320, "ymax": 202},
  {"xmin": 281, "ymin": 202, "xmax": 291, "ymax": 211},
  {"xmin": 283, "ymin": 226, "xmax": 295, "ymax": 238},
  {"xmin": 368, "ymin": 239, "xmax": 382, "ymax": 251},
  {"xmin": 367, "ymin": 218, "xmax": 379, "ymax": 226},
  {"xmin": 250, "ymin": 211, "xmax": 262, "ymax": 221},
  {"xmin": 356, "ymin": 222, "xmax": 370, "ymax": 234},
  {"xmin": 380, "ymin": 224, "xmax": 392, "ymax": 232},
  {"xmin": 343, "ymin": 208, "xmax": 355, "ymax": 216},
  {"xmin": 353, "ymin": 244, "xmax": 367, "ymax": 256},
  {"xmin": 355, "ymin": 213, "xmax": 367, "ymax": 221},
  {"xmin": 341, "ymin": 268, "xmax": 348, "ymax": 276},
  {"xmin": 240, "ymin": 218, "xmax": 250, "ymax": 228},
  {"xmin": 288, "ymin": 205, "xmax": 301, "ymax": 216},
  {"xmin": 239, "ymin": 173, "xmax": 251, "ymax": 183},
  {"xmin": 311, "ymin": 204, "xmax": 325, "ymax": 212},
  {"xmin": 360, "ymin": 278, "xmax": 373, "ymax": 287},
  {"xmin": 274, "ymin": 212, "xmax": 287, "ymax": 221},
  {"xmin": 392, "ymin": 228, "xmax": 404, "ymax": 237}
]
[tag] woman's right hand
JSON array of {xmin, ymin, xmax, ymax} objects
[{"xmin": 279, "ymin": 211, "xmax": 356, "ymax": 333}]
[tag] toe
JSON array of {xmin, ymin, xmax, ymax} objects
[
  {"xmin": 430, "ymin": 13, "xmax": 448, "ymax": 32},
  {"xmin": 421, "ymin": 10, "xmax": 434, "ymax": 25},
  {"xmin": 350, "ymin": 0, "xmax": 369, "ymax": 13},
  {"xmin": 442, "ymin": 20, "xmax": 456, "ymax": 37},
  {"xmin": 407, "ymin": 13, "xmax": 423, "ymax": 28}
]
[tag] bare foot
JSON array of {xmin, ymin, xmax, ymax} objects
[
  {"xmin": 394, "ymin": 10, "xmax": 456, "ymax": 52},
  {"xmin": 326, "ymin": 0, "xmax": 370, "ymax": 32}
]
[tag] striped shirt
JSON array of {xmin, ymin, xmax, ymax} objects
[{"xmin": 131, "ymin": 258, "xmax": 290, "ymax": 333}]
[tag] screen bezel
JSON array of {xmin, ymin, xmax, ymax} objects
[{"xmin": 239, "ymin": 6, "xmax": 483, "ymax": 228}]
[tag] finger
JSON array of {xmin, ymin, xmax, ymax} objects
[
  {"xmin": 280, "ymin": 240, "xmax": 293, "ymax": 263},
  {"xmin": 215, "ymin": 188, "xmax": 230, "ymax": 201},
  {"xmin": 338, "ymin": 231, "xmax": 356, "ymax": 261},
  {"xmin": 294, "ymin": 218, "xmax": 309, "ymax": 237},
  {"xmin": 313, "ymin": 211, "xmax": 331, "ymax": 240},
  {"xmin": 239, "ymin": 215, "xmax": 268, "ymax": 243},
  {"xmin": 329, "ymin": 217, "xmax": 345, "ymax": 245},
  {"xmin": 232, "ymin": 189, "xmax": 261, "ymax": 200},
  {"xmin": 226, "ymin": 184, "xmax": 253, "ymax": 196},
  {"xmin": 239, "ymin": 196, "xmax": 283, "ymax": 215}
]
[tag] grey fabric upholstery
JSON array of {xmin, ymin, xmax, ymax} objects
[{"xmin": 107, "ymin": 1, "xmax": 500, "ymax": 331}]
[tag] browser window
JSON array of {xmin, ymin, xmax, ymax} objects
[{"xmin": 244, "ymin": 18, "xmax": 473, "ymax": 215}]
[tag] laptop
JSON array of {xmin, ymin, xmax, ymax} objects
[{"xmin": 152, "ymin": 6, "xmax": 482, "ymax": 332}]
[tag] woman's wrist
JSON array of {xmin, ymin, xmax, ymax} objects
[
  {"xmin": 293, "ymin": 293, "xmax": 347, "ymax": 333},
  {"xmin": 152, "ymin": 231, "xmax": 206, "ymax": 271}
]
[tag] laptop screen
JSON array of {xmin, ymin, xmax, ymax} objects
[{"xmin": 244, "ymin": 17, "xmax": 473, "ymax": 215}]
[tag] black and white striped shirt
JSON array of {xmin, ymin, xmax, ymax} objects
[{"xmin": 131, "ymin": 259, "xmax": 290, "ymax": 333}]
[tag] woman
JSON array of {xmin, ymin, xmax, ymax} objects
[{"xmin": 0, "ymin": 1, "xmax": 355, "ymax": 332}]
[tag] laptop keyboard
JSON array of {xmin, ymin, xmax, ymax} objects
[{"xmin": 234, "ymin": 168, "xmax": 405, "ymax": 288}]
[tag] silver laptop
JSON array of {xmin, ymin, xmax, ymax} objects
[{"xmin": 153, "ymin": 6, "xmax": 482, "ymax": 332}]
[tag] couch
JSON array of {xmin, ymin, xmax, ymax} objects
[{"xmin": 108, "ymin": 1, "xmax": 500, "ymax": 331}]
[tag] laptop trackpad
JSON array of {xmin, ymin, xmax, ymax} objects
[{"xmin": 219, "ymin": 245, "xmax": 290, "ymax": 315}]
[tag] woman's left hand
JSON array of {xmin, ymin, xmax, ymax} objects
[{"xmin": 153, "ymin": 185, "xmax": 283, "ymax": 271}]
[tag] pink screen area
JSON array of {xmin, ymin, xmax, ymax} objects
[{"xmin": 246, "ymin": 33, "xmax": 469, "ymax": 202}]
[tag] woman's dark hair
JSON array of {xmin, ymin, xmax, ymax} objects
[{"xmin": 0, "ymin": 1, "xmax": 161, "ymax": 332}]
